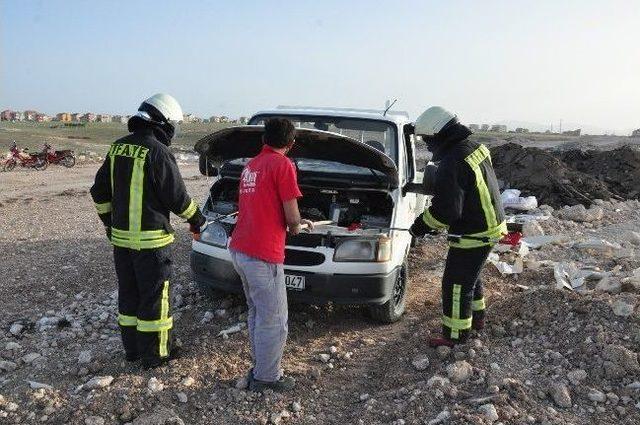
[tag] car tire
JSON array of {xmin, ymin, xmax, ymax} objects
[
  {"xmin": 368, "ymin": 260, "xmax": 408, "ymax": 324},
  {"xmin": 197, "ymin": 281, "xmax": 228, "ymax": 300}
]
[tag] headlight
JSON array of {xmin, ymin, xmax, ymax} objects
[
  {"xmin": 199, "ymin": 223, "xmax": 228, "ymax": 247},
  {"xmin": 333, "ymin": 237, "xmax": 392, "ymax": 262}
]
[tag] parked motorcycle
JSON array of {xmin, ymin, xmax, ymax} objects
[
  {"xmin": 3, "ymin": 141, "xmax": 48, "ymax": 171},
  {"xmin": 42, "ymin": 143, "xmax": 76, "ymax": 168}
]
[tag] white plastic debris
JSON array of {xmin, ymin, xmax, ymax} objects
[
  {"xmin": 553, "ymin": 262, "xmax": 602, "ymax": 290},
  {"xmin": 501, "ymin": 189, "xmax": 538, "ymax": 211},
  {"xmin": 488, "ymin": 253, "xmax": 524, "ymax": 275},
  {"xmin": 522, "ymin": 235, "xmax": 568, "ymax": 249}
]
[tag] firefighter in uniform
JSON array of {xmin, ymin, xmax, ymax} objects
[
  {"xmin": 410, "ymin": 106, "xmax": 506, "ymax": 348},
  {"xmin": 90, "ymin": 93, "xmax": 205, "ymax": 368}
]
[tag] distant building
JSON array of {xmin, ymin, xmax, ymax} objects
[
  {"xmin": 82, "ymin": 113, "xmax": 97, "ymax": 122},
  {"xmin": 13, "ymin": 111, "xmax": 24, "ymax": 121},
  {"xmin": 515, "ymin": 127, "xmax": 529, "ymax": 133},
  {"xmin": 0, "ymin": 110, "xmax": 13, "ymax": 121},
  {"xmin": 219, "ymin": 116, "xmax": 229, "ymax": 123},
  {"xmin": 631, "ymin": 129, "xmax": 640, "ymax": 138},
  {"xmin": 112, "ymin": 115, "xmax": 129, "ymax": 124},
  {"xmin": 97, "ymin": 114, "xmax": 112, "ymax": 123},
  {"xmin": 562, "ymin": 129, "xmax": 581, "ymax": 136},
  {"xmin": 480, "ymin": 124, "xmax": 489, "ymax": 132},
  {"xmin": 239, "ymin": 116, "xmax": 248, "ymax": 124},
  {"xmin": 183, "ymin": 113, "xmax": 202, "ymax": 123},
  {"xmin": 71, "ymin": 113, "xmax": 84, "ymax": 122},
  {"xmin": 490, "ymin": 124, "xmax": 507, "ymax": 132},
  {"xmin": 24, "ymin": 110, "xmax": 39, "ymax": 121},
  {"xmin": 468, "ymin": 124, "xmax": 480, "ymax": 131},
  {"xmin": 35, "ymin": 113, "xmax": 52, "ymax": 122},
  {"xmin": 209, "ymin": 116, "xmax": 221, "ymax": 123},
  {"xmin": 56, "ymin": 113, "xmax": 72, "ymax": 122}
]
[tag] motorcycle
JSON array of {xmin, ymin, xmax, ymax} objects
[
  {"xmin": 42, "ymin": 143, "xmax": 76, "ymax": 168},
  {"xmin": 3, "ymin": 141, "xmax": 48, "ymax": 171}
]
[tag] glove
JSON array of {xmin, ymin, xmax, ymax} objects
[
  {"xmin": 409, "ymin": 215, "xmax": 436, "ymax": 238},
  {"xmin": 188, "ymin": 209, "xmax": 207, "ymax": 234},
  {"xmin": 105, "ymin": 226, "xmax": 111, "ymax": 239}
]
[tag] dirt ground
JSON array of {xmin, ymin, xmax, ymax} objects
[{"xmin": 1, "ymin": 163, "xmax": 639, "ymax": 425}]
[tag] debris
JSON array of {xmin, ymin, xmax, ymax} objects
[
  {"xmin": 77, "ymin": 350, "xmax": 92, "ymax": 365},
  {"xmin": 0, "ymin": 360, "xmax": 17, "ymax": 371},
  {"xmin": 411, "ymin": 354, "xmax": 430, "ymax": 371},
  {"xmin": 553, "ymin": 262, "xmax": 602, "ymax": 290},
  {"xmin": 612, "ymin": 296, "xmax": 637, "ymax": 317},
  {"xmin": 217, "ymin": 322, "xmax": 246, "ymax": 339},
  {"xmin": 446, "ymin": 360, "xmax": 473, "ymax": 383},
  {"xmin": 427, "ymin": 410, "xmax": 450, "ymax": 425},
  {"xmin": 147, "ymin": 377, "xmax": 164, "ymax": 393},
  {"xmin": 318, "ymin": 353, "xmax": 331, "ymax": 363},
  {"xmin": 27, "ymin": 381, "xmax": 53, "ymax": 390},
  {"xmin": 9, "ymin": 323, "xmax": 24, "ymax": 336},
  {"xmin": 176, "ymin": 392, "xmax": 188, "ymax": 403},
  {"xmin": 488, "ymin": 252, "xmax": 523, "ymax": 275},
  {"xmin": 549, "ymin": 382, "xmax": 572, "ymax": 408},
  {"xmin": 501, "ymin": 189, "xmax": 538, "ymax": 211},
  {"xmin": 555, "ymin": 204, "xmax": 603, "ymax": 222},
  {"xmin": 83, "ymin": 376, "xmax": 114, "ymax": 390},
  {"xmin": 587, "ymin": 389, "xmax": 606, "ymax": 403},
  {"xmin": 131, "ymin": 407, "xmax": 185, "ymax": 425},
  {"xmin": 478, "ymin": 403, "xmax": 499, "ymax": 423},
  {"xmin": 567, "ymin": 369, "xmax": 588, "ymax": 386}
]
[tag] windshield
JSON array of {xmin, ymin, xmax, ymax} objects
[{"xmin": 249, "ymin": 114, "xmax": 398, "ymax": 164}]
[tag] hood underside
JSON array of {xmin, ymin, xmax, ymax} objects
[{"xmin": 194, "ymin": 125, "xmax": 398, "ymax": 186}]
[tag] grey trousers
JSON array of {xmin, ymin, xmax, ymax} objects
[{"xmin": 230, "ymin": 249, "xmax": 288, "ymax": 382}]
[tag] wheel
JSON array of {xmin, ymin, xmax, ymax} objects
[
  {"xmin": 4, "ymin": 159, "xmax": 16, "ymax": 172},
  {"xmin": 61, "ymin": 155, "xmax": 76, "ymax": 168},
  {"xmin": 368, "ymin": 260, "xmax": 408, "ymax": 324},
  {"xmin": 34, "ymin": 159, "xmax": 48, "ymax": 171}
]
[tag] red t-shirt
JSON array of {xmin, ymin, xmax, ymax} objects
[{"xmin": 229, "ymin": 145, "xmax": 302, "ymax": 263}]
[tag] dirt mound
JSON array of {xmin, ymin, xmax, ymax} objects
[
  {"xmin": 560, "ymin": 145, "xmax": 640, "ymax": 199},
  {"xmin": 490, "ymin": 143, "xmax": 615, "ymax": 208}
]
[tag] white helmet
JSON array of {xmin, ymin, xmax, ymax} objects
[
  {"xmin": 138, "ymin": 93, "xmax": 183, "ymax": 123},
  {"xmin": 414, "ymin": 106, "xmax": 457, "ymax": 136}
]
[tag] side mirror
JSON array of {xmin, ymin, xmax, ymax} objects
[
  {"xmin": 403, "ymin": 162, "xmax": 438, "ymax": 195},
  {"xmin": 199, "ymin": 155, "xmax": 218, "ymax": 177}
]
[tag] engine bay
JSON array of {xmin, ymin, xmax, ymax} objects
[{"xmin": 206, "ymin": 178, "xmax": 394, "ymax": 237}]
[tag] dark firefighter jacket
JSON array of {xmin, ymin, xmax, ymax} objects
[
  {"xmin": 421, "ymin": 127, "xmax": 506, "ymax": 249},
  {"xmin": 90, "ymin": 127, "xmax": 204, "ymax": 250}
]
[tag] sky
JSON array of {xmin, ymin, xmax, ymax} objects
[{"xmin": 2, "ymin": 0, "xmax": 639, "ymax": 134}]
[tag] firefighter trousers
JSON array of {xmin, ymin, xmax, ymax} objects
[
  {"xmin": 113, "ymin": 245, "xmax": 173, "ymax": 361},
  {"xmin": 441, "ymin": 245, "xmax": 492, "ymax": 342}
]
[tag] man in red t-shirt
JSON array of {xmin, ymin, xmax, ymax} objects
[{"xmin": 229, "ymin": 118, "xmax": 313, "ymax": 392}]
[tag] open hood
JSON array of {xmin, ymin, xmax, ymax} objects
[{"xmin": 194, "ymin": 125, "xmax": 398, "ymax": 186}]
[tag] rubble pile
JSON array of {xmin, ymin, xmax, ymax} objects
[
  {"xmin": 491, "ymin": 143, "xmax": 640, "ymax": 209},
  {"xmin": 490, "ymin": 143, "xmax": 615, "ymax": 208}
]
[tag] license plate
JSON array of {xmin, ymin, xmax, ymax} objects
[{"xmin": 285, "ymin": 274, "xmax": 305, "ymax": 291}]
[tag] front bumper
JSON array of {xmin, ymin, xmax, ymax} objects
[{"xmin": 190, "ymin": 251, "xmax": 399, "ymax": 305}]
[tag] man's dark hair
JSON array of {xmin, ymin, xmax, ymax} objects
[{"xmin": 263, "ymin": 118, "xmax": 296, "ymax": 148}]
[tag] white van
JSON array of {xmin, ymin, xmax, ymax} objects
[{"xmin": 191, "ymin": 107, "xmax": 426, "ymax": 323}]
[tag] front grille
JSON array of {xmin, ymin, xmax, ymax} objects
[{"xmin": 284, "ymin": 249, "xmax": 325, "ymax": 266}]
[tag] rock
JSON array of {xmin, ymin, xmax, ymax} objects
[
  {"xmin": 5, "ymin": 401, "xmax": 18, "ymax": 412},
  {"xmin": 176, "ymin": 392, "xmax": 188, "ymax": 403},
  {"xmin": 588, "ymin": 389, "xmax": 606, "ymax": 403},
  {"xmin": 318, "ymin": 353, "xmax": 331, "ymax": 363},
  {"xmin": 269, "ymin": 410, "xmax": 291, "ymax": 425},
  {"xmin": 329, "ymin": 346, "xmax": 338, "ymax": 354},
  {"xmin": 478, "ymin": 403, "xmax": 499, "ymax": 423},
  {"xmin": 132, "ymin": 407, "xmax": 185, "ymax": 425},
  {"xmin": 147, "ymin": 377, "xmax": 164, "ymax": 393},
  {"xmin": 235, "ymin": 376, "xmax": 249, "ymax": 390},
  {"xmin": 436, "ymin": 346, "xmax": 452, "ymax": 359},
  {"xmin": 78, "ymin": 350, "xmax": 92, "ymax": 364},
  {"xmin": 595, "ymin": 277, "xmax": 621, "ymax": 294},
  {"xmin": 411, "ymin": 354, "xmax": 430, "ymax": 371},
  {"xmin": 201, "ymin": 311, "xmax": 214, "ymax": 323},
  {"xmin": 602, "ymin": 344, "xmax": 640, "ymax": 379},
  {"xmin": 85, "ymin": 416, "xmax": 105, "ymax": 425},
  {"xmin": 359, "ymin": 393, "xmax": 370, "ymax": 402},
  {"xmin": 612, "ymin": 296, "xmax": 637, "ymax": 317},
  {"xmin": 427, "ymin": 375, "xmax": 450, "ymax": 388},
  {"xmin": 21, "ymin": 352, "xmax": 42, "ymax": 364},
  {"xmin": 9, "ymin": 323, "xmax": 24, "ymax": 336},
  {"xmin": 214, "ymin": 309, "xmax": 227, "ymax": 319},
  {"xmin": 522, "ymin": 220, "xmax": 545, "ymax": 237},
  {"xmin": 446, "ymin": 360, "xmax": 473, "ymax": 383},
  {"xmin": 427, "ymin": 410, "xmax": 450, "ymax": 425},
  {"xmin": 28, "ymin": 381, "xmax": 52, "ymax": 390},
  {"xmin": 556, "ymin": 204, "xmax": 603, "ymax": 222},
  {"xmin": 84, "ymin": 375, "xmax": 114, "ymax": 390},
  {"xmin": 181, "ymin": 377, "xmax": 195, "ymax": 387},
  {"xmin": 291, "ymin": 401, "xmax": 302, "ymax": 412},
  {"xmin": 567, "ymin": 369, "xmax": 587, "ymax": 386},
  {"xmin": 549, "ymin": 382, "xmax": 572, "ymax": 408},
  {"xmin": 5, "ymin": 342, "xmax": 22, "ymax": 351},
  {"xmin": 0, "ymin": 360, "xmax": 17, "ymax": 372}
]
